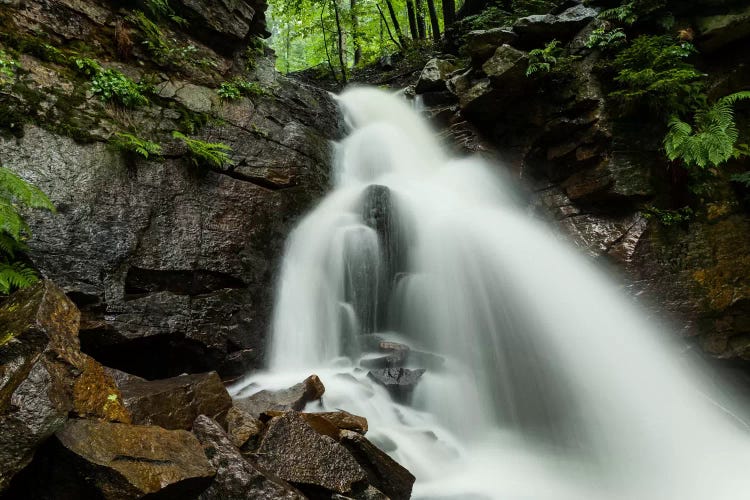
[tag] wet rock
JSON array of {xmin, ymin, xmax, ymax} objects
[
  {"xmin": 192, "ymin": 415, "xmax": 305, "ymax": 500},
  {"xmin": 176, "ymin": 0, "xmax": 266, "ymax": 47},
  {"xmin": 513, "ymin": 4, "xmax": 599, "ymax": 47},
  {"xmin": 12, "ymin": 419, "xmax": 215, "ymax": 499},
  {"xmin": 482, "ymin": 45, "xmax": 528, "ymax": 89},
  {"xmin": 0, "ymin": 281, "xmax": 82, "ymax": 492},
  {"xmin": 697, "ymin": 5, "xmax": 750, "ymax": 52},
  {"xmin": 465, "ymin": 28, "xmax": 518, "ymax": 64},
  {"xmin": 254, "ymin": 411, "xmax": 367, "ymax": 495},
  {"xmin": 332, "ymin": 486, "xmax": 389, "ymax": 500},
  {"xmin": 264, "ymin": 410, "xmax": 369, "ymax": 436},
  {"xmin": 367, "ymin": 368, "xmax": 426, "ymax": 402},
  {"xmin": 234, "ymin": 374, "xmax": 325, "ymax": 417},
  {"xmin": 226, "ymin": 406, "xmax": 264, "ymax": 449},
  {"xmin": 340, "ymin": 430, "xmax": 415, "ymax": 500},
  {"xmin": 73, "ymin": 355, "xmax": 131, "ymax": 423},
  {"xmin": 415, "ymin": 58, "xmax": 460, "ymax": 94},
  {"xmin": 117, "ymin": 371, "xmax": 232, "ymax": 430}
]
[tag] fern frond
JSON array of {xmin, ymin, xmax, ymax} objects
[
  {"xmin": 0, "ymin": 261, "xmax": 38, "ymax": 295},
  {"xmin": 0, "ymin": 167, "xmax": 55, "ymax": 212}
]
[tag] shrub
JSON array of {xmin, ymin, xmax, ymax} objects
[
  {"xmin": 110, "ymin": 132, "xmax": 162, "ymax": 159},
  {"xmin": 129, "ymin": 10, "xmax": 195, "ymax": 65},
  {"xmin": 586, "ymin": 26, "xmax": 627, "ymax": 51},
  {"xmin": 0, "ymin": 166, "xmax": 55, "ymax": 294},
  {"xmin": 610, "ymin": 35, "xmax": 704, "ymax": 115},
  {"xmin": 526, "ymin": 40, "xmax": 563, "ymax": 77},
  {"xmin": 664, "ymin": 91, "xmax": 750, "ymax": 169},
  {"xmin": 217, "ymin": 78, "xmax": 265, "ymax": 101},
  {"xmin": 73, "ymin": 57, "xmax": 103, "ymax": 77},
  {"xmin": 90, "ymin": 69, "xmax": 150, "ymax": 107},
  {"xmin": 0, "ymin": 50, "xmax": 18, "ymax": 86},
  {"xmin": 599, "ymin": 0, "xmax": 667, "ymax": 26},
  {"xmin": 642, "ymin": 205, "xmax": 693, "ymax": 226},
  {"xmin": 172, "ymin": 131, "xmax": 233, "ymax": 168}
]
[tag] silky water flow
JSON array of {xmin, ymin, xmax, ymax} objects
[{"xmin": 231, "ymin": 87, "xmax": 750, "ymax": 500}]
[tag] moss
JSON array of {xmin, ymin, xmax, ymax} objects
[{"xmin": 0, "ymin": 330, "xmax": 15, "ymax": 346}]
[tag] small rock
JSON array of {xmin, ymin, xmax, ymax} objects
[
  {"xmin": 234, "ymin": 374, "xmax": 325, "ymax": 417},
  {"xmin": 340, "ymin": 430, "xmax": 416, "ymax": 500},
  {"xmin": 415, "ymin": 58, "xmax": 459, "ymax": 94},
  {"xmin": 226, "ymin": 406, "xmax": 264, "ymax": 449},
  {"xmin": 192, "ymin": 415, "xmax": 305, "ymax": 500},
  {"xmin": 367, "ymin": 368, "xmax": 426, "ymax": 403},
  {"xmin": 118, "ymin": 371, "xmax": 232, "ymax": 430},
  {"xmin": 254, "ymin": 411, "xmax": 367, "ymax": 495}
]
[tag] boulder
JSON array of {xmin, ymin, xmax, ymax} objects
[
  {"xmin": 192, "ymin": 415, "xmax": 304, "ymax": 500},
  {"xmin": 73, "ymin": 355, "xmax": 131, "ymax": 423},
  {"xmin": 253, "ymin": 411, "xmax": 367, "ymax": 495},
  {"xmin": 0, "ymin": 281, "xmax": 83, "ymax": 492},
  {"xmin": 482, "ymin": 45, "xmax": 528, "ymax": 90},
  {"xmin": 465, "ymin": 28, "xmax": 518, "ymax": 64},
  {"xmin": 263, "ymin": 410, "xmax": 368, "ymax": 436},
  {"xmin": 513, "ymin": 4, "xmax": 599, "ymax": 47},
  {"xmin": 415, "ymin": 58, "xmax": 460, "ymax": 94},
  {"xmin": 226, "ymin": 406, "xmax": 264, "ymax": 449},
  {"xmin": 6, "ymin": 419, "xmax": 215, "ymax": 499},
  {"xmin": 367, "ymin": 368, "xmax": 426, "ymax": 403},
  {"xmin": 332, "ymin": 486, "xmax": 390, "ymax": 500},
  {"xmin": 234, "ymin": 374, "xmax": 325, "ymax": 417},
  {"xmin": 117, "ymin": 371, "xmax": 232, "ymax": 430},
  {"xmin": 175, "ymin": 0, "xmax": 266, "ymax": 47},
  {"xmin": 340, "ymin": 430, "xmax": 415, "ymax": 500},
  {"xmin": 696, "ymin": 5, "xmax": 750, "ymax": 52}
]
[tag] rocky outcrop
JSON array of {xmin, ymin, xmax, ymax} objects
[
  {"xmin": 367, "ymin": 368, "xmax": 426, "ymax": 403},
  {"xmin": 117, "ymin": 371, "xmax": 232, "ymax": 430},
  {"xmin": 0, "ymin": 0, "xmax": 340, "ymax": 380}
]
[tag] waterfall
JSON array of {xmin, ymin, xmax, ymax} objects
[{"xmin": 232, "ymin": 87, "xmax": 750, "ymax": 499}]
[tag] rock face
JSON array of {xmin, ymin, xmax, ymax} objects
[
  {"xmin": 254, "ymin": 411, "xmax": 367, "ymax": 495},
  {"xmin": 192, "ymin": 415, "xmax": 304, "ymax": 500},
  {"xmin": 0, "ymin": 281, "xmax": 83, "ymax": 491},
  {"xmin": 0, "ymin": 0, "xmax": 341, "ymax": 380},
  {"xmin": 117, "ymin": 372, "xmax": 232, "ymax": 430},
  {"xmin": 7, "ymin": 419, "xmax": 215, "ymax": 499}
]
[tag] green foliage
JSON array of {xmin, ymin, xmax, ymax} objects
[
  {"xmin": 0, "ymin": 50, "xmax": 18, "ymax": 86},
  {"xmin": 585, "ymin": 26, "xmax": 626, "ymax": 51},
  {"xmin": 90, "ymin": 68, "xmax": 150, "ymax": 107},
  {"xmin": 129, "ymin": 10, "xmax": 196, "ymax": 65},
  {"xmin": 463, "ymin": 1, "xmax": 560, "ymax": 31},
  {"xmin": 217, "ymin": 78, "xmax": 265, "ymax": 101},
  {"xmin": 610, "ymin": 35, "xmax": 704, "ymax": 114},
  {"xmin": 526, "ymin": 40, "xmax": 562, "ymax": 77},
  {"xmin": 110, "ymin": 132, "xmax": 162, "ymax": 159},
  {"xmin": 730, "ymin": 171, "xmax": 750, "ymax": 188},
  {"xmin": 73, "ymin": 57, "xmax": 103, "ymax": 77},
  {"xmin": 642, "ymin": 205, "xmax": 693, "ymax": 226},
  {"xmin": 0, "ymin": 166, "xmax": 55, "ymax": 295},
  {"xmin": 172, "ymin": 131, "xmax": 233, "ymax": 168},
  {"xmin": 599, "ymin": 0, "xmax": 666, "ymax": 26},
  {"xmin": 664, "ymin": 92, "xmax": 750, "ymax": 169}
]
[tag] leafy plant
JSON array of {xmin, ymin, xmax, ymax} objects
[
  {"xmin": 642, "ymin": 205, "xmax": 693, "ymax": 226},
  {"xmin": 0, "ymin": 166, "xmax": 55, "ymax": 294},
  {"xmin": 610, "ymin": 35, "xmax": 704, "ymax": 114},
  {"xmin": 599, "ymin": 0, "xmax": 667, "ymax": 26},
  {"xmin": 90, "ymin": 69, "xmax": 150, "ymax": 107},
  {"xmin": 664, "ymin": 91, "xmax": 750, "ymax": 169},
  {"xmin": 73, "ymin": 57, "xmax": 103, "ymax": 77},
  {"xmin": 0, "ymin": 50, "xmax": 18, "ymax": 86},
  {"xmin": 110, "ymin": 132, "xmax": 162, "ymax": 159},
  {"xmin": 129, "ymin": 10, "xmax": 195, "ymax": 65},
  {"xmin": 526, "ymin": 40, "xmax": 563, "ymax": 77},
  {"xmin": 172, "ymin": 131, "xmax": 233, "ymax": 168},
  {"xmin": 217, "ymin": 78, "xmax": 265, "ymax": 101},
  {"xmin": 586, "ymin": 26, "xmax": 626, "ymax": 51},
  {"xmin": 730, "ymin": 171, "xmax": 750, "ymax": 188}
]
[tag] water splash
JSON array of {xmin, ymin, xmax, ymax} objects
[{"xmin": 232, "ymin": 87, "xmax": 750, "ymax": 499}]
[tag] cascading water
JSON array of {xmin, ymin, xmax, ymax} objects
[{"xmin": 231, "ymin": 87, "xmax": 750, "ymax": 499}]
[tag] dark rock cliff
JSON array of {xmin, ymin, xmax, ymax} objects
[{"xmin": 0, "ymin": 0, "xmax": 341, "ymax": 379}]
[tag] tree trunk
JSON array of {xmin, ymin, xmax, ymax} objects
[
  {"xmin": 442, "ymin": 0, "xmax": 456, "ymax": 27},
  {"xmin": 384, "ymin": 0, "xmax": 407, "ymax": 47},
  {"xmin": 351, "ymin": 0, "xmax": 362, "ymax": 66},
  {"xmin": 416, "ymin": 0, "xmax": 426, "ymax": 39},
  {"xmin": 321, "ymin": 5, "xmax": 340, "ymax": 84},
  {"xmin": 426, "ymin": 0, "xmax": 440, "ymax": 42},
  {"xmin": 377, "ymin": 3, "xmax": 403, "ymax": 50},
  {"xmin": 406, "ymin": 0, "xmax": 419, "ymax": 39},
  {"xmin": 331, "ymin": 0, "xmax": 348, "ymax": 83}
]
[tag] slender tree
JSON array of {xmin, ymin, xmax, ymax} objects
[
  {"xmin": 426, "ymin": 0, "xmax": 441, "ymax": 41},
  {"xmin": 416, "ymin": 0, "xmax": 427, "ymax": 39},
  {"xmin": 442, "ymin": 0, "xmax": 456, "ymax": 27},
  {"xmin": 331, "ymin": 0, "xmax": 348, "ymax": 82},
  {"xmin": 406, "ymin": 0, "xmax": 419, "ymax": 39},
  {"xmin": 351, "ymin": 0, "xmax": 362, "ymax": 65},
  {"xmin": 384, "ymin": 0, "xmax": 406, "ymax": 47}
]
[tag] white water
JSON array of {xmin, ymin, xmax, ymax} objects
[{"xmin": 231, "ymin": 87, "xmax": 750, "ymax": 499}]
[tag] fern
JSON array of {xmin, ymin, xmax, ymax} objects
[
  {"xmin": 526, "ymin": 40, "xmax": 562, "ymax": 77},
  {"xmin": 586, "ymin": 27, "xmax": 627, "ymax": 51},
  {"xmin": 599, "ymin": 0, "xmax": 667, "ymax": 25},
  {"xmin": 172, "ymin": 131, "xmax": 234, "ymax": 168},
  {"xmin": 110, "ymin": 133, "xmax": 162, "ymax": 159},
  {"xmin": 730, "ymin": 171, "xmax": 750, "ymax": 188},
  {"xmin": 664, "ymin": 91, "xmax": 750, "ymax": 169},
  {"xmin": 0, "ymin": 166, "xmax": 55, "ymax": 295}
]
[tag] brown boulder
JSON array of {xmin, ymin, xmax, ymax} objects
[
  {"xmin": 192, "ymin": 415, "xmax": 304, "ymax": 500},
  {"xmin": 253, "ymin": 411, "xmax": 367, "ymax": 495},
  {"xmin": 225, "ymin": 406, "xmax": 264, "ymax": 449},
  {"xmin": 72, "ymin": 355, "xmax": 131, "ymax": 423},
  {"xmin": 118, "ymin": 372, "xmax": 232, "ymax": 430},
  {"xmin": 234, "ymin": 374, "xmax": 325, "ymax": 417},
  {"xmin": 0, "ymin": 281, "xmax": 83, "ymax": 491}
]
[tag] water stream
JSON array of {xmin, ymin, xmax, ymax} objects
[{"xmin": 231, "ymin": 87, "xmax": 750, "ymax": 499}]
